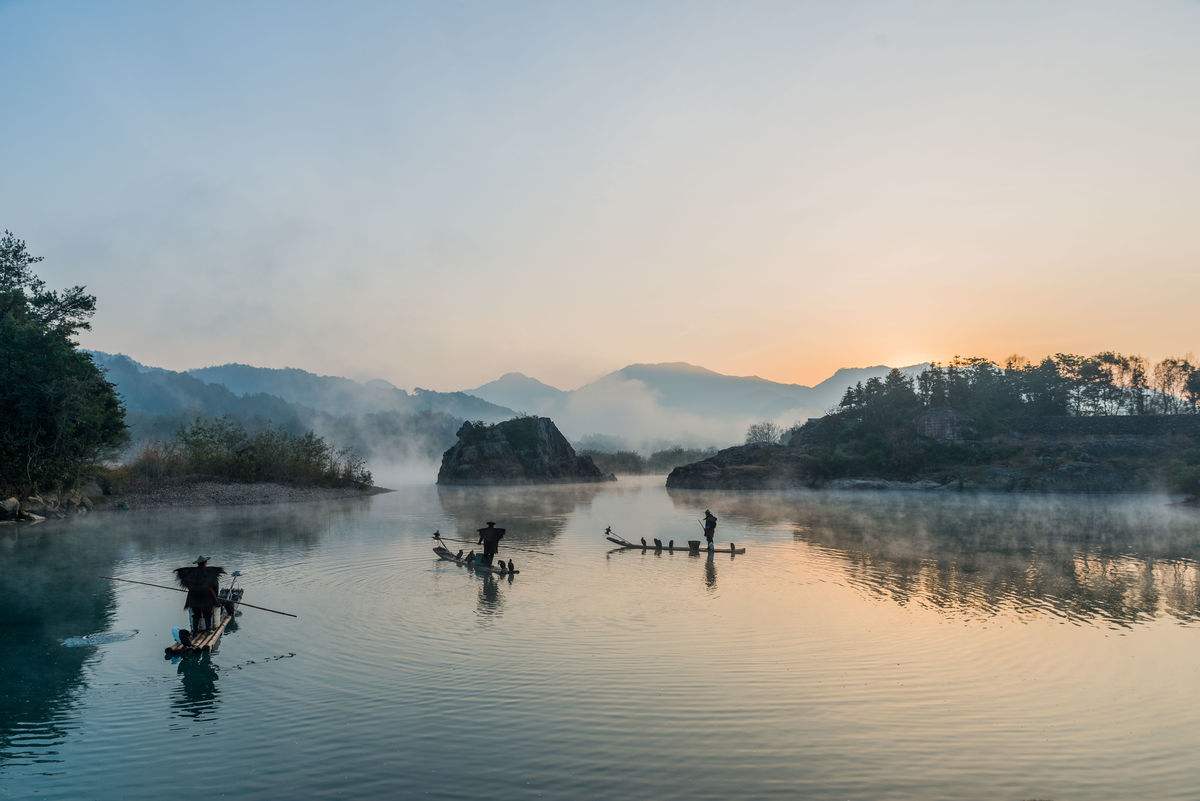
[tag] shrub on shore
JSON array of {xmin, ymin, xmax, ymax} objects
[{"xmin": 110, "ymin": 417, "xmax": 372, "ymax": 490}]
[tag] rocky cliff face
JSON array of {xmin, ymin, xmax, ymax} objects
[{"xmin": 437, "ymin": 417, "xmax": 616, "ymax": 485}]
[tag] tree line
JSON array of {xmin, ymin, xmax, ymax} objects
[
  {"xmin": 1, "ymin": 231, "xmax": 127, "ymax": 496},
  {"xmin": 837, "ymin": 354, "xmax": 1200, "ymax": 423},
  {"xmin": 582, "ymin": 447, "xmax": 718, "ymax": 475}
]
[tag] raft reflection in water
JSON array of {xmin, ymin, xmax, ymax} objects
[{"xmin": 671, "ymin": 487, "xmax": 1200, "ymax": 625}]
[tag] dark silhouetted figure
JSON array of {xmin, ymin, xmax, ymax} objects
[
  {"xmin": 507, "ymin": 559, "xmax": 515, "ymax": 574},
  {"xmin": 703, "ymin": 509, "xmax": 718, "ymax": 549},
  {"xmin": 174, "ymin": 557, "xmax": 225, "ymax": 633},
  {"xmin": 477, "ymin": 522, "xmax": 506, "ymax": 566}
]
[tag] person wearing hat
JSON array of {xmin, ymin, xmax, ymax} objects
[
  {"xmin": 476, "ymin": 522, "xmax": 506, "ymax": 567},
  {"xmin": 703, "ymin": 509, "xmax": 718, "ymax": 550},
  {"xmin": 174, "ymin": 556, "xmax": 225, "ymax": 633}
]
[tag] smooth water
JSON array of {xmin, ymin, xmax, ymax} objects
[{"xmin": 3, "ymin": 477, "xmax": 1200, "ymax": 800}]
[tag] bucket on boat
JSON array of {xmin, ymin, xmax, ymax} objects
[{"xmin": 688, "ymin": 540, "xmax": 701, "ymax": 553}]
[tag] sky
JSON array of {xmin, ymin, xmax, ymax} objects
[{"xmin": 2, "ymin": 1, "xmax": 1198, "ymax": 391}]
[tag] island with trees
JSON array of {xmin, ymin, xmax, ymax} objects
[{"xmin": 667, "ymin": 356, "xmax": 1200, "ymax": 498}]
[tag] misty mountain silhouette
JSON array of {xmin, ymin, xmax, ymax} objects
[
  {"xmin": 467, "ymin": 361, "xmax": 928, "ymax": 437},
  {"xmin": 466, "ymin": 372, "xmax": 567, "ymax": 415},
  {"xmin": 90, "ymin": 351, "xmax": 927, "ymax": 453},
  {"xmin": 187, "ymin": 363, "xmax": 512, "ymax": 421}
]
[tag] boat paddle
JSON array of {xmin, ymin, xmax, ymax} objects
[{"xmin": 102, "ymin": 576, "xmax": 298, "ymax": 618}]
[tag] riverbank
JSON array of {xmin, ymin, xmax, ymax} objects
[
  {"xmin": 101, "ymin": 479, "xmax": 392, "ymax": 511},
  {"xmin": 2, "ymin": 480, "xmax": 391, "ymax": 522},
  {"xmin": 667, "ymin": 415, "xmax": 1200, "ymax": 494}
]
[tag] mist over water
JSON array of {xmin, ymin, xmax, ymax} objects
[{"xmin": 4, "ymin": 480, "xmax": 1200, "ymax": 800}]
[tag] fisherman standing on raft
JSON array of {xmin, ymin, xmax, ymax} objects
[
  {"xmin": 703, "ymin": 509, "xmax": 718, "ymax": 549},
  {"xmin": 174, "ymin": 556, "xmax": 225, "ymax": 633},
  {"xmin": 477, "ymin": 522, "xmax": 506, "ymax": 566}
]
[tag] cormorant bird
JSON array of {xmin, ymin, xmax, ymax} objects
[
  {"xmin": 653, "ymin": 538, "xmax": 662, "ymax": 548},
  {"xmin": 507, "ymin": 559, "xmax": 515, "ymax": 573},
  {"xmin": 640, "ymin": 537, "xmax": 646, "ymax": 547},
  {"xmin": 455, "ymin": 549, "xmax": 463, "ymax": 560},
  {"xmin": 668, "ymin": 540, "xmax": 674, "ymax": 549}
]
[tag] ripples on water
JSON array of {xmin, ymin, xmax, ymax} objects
[{"xmin": 2, "ymin": 478, "xmax": 1200, "ymax": 800}]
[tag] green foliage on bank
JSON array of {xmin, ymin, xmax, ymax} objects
[
  {"xmin": 113, "ymin": 417, "xmax": 373, "ymax": 489},
  {"xmin": 788, "ymin": 355, "xmax": 1200, "ymax": 495},
  {"xmin": 0, "ymin": 231, "xmax": 127, "ymax": 496}
]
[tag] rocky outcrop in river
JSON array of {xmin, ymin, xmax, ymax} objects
[{"xmin": 437, "ymin": 417, "xmax": 616, "ymax": 485}]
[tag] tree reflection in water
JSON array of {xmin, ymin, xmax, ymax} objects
[
  {"xmin": 670, "ymin": 488, "xmax": 1200, "ymax": 625},
  {"xmin": 436, "ymin": 483, "xmax": 605, "ymax": 546}
]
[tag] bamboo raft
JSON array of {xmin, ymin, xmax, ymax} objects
[
  {"xmin": 164, "ymin": 586, "xmax": 244, "ymax": 658},
  {"xmin": 606, "ymin": 536, "xmax": 746, "ymax": 555},
  {"xmin": 433, "ymin": 545, "xmax": 520, "ymax": 575}
]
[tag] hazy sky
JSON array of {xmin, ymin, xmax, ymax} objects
[{"xmin": 2, "ymin": 1, "xmax": 1197, "ymax": 390}]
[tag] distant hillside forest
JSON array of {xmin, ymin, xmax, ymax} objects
[
  {"xmin": 790, "ymin": 354, "xmax": 1200, "ymax": 496},
  {"xmin": 582, "ymin": 447, "xmax": 718, "ymax": 475},
  {"xmin": 88, "ymin": 351, "xmax": 511, "ymax": 465}
]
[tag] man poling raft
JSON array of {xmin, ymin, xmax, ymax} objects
[
  {"xmin": 432, "ymin": 526, "xmax": 519, "ymax": 575},
  {"xmin": 174, "ymin": 556, "xmax": 227, "ymax": 634},
  {"xmin": 477, "ymin": 521, "xmax": 505, "ymax": 567},
  {"xmin": 103, "ymin": 568, "xmax": 297, "ymax": 657},
  {"xmin": 702, "ymin": 509, "xmax": 718, "ymax": 549}
]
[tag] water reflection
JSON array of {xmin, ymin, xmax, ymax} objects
[
  {"xmin": 172, "ymin": 654, "xmax": 221, "ymax": 721},
  {"xmin": 0, "ymin": 501, "xmax": 359, "ymax": 766},
  {"xmin": 0, "ymin": 528, "xmax": 121, "ymax": 767},
  {"xmin": 670, "ymin": 488, "xmax": 1200, "ymax": 625},
  {"xmin": 436, "ymin": 483, "xmax": 604, "ymax": 545}
]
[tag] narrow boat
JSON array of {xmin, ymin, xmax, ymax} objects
[
  {"xmin": 605, "ymin": 535, "xmax": 746, "ymax": 555},
  {"xmin": 164, "ymin": 581, "xmax": 244, "ymax": 658},
  {"xmin": 433, "ymin": 545, "xmax": 520, "ymax": 575}
]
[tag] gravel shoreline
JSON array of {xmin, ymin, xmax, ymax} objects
[{"xmin": 100, "ymin": 481, "xmax": 392, "ymax": 511}]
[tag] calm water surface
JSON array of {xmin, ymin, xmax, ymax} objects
[{"xmin": 3, "ymin": 477, "xmax": 1200, "ymax": 800}]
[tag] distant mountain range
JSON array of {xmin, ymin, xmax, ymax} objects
[
  {"xmin": 188, "ymin": 363, "xmax": 512, "ymax": 422},
  {"xmin": 89, "ymin": 350, "xmax": 925, "ymax": 461},
  {"xmin": 86, "ymin": 352, "xmax": 514, "ymax": 466},
  {"xmin": 468, "ymin": 361, "xmax": 927, "ymax": 448}
]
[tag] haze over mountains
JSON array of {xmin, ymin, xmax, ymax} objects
[
  {"xmin": 469, "ymin": 361, "xmax": 928, "ymax": 448},
  {"xmin": 90, "ymin": 350, "xmax": 924, "ymax": 466}
]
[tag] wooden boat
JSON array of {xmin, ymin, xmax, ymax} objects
[
  {"xmin": 164, "ymin": 585, "xmax": 244, "ymax": 658},
  {"xmin": 433, "ymin": 545, "xmax": 520, "ymax": 575},
  {"xmin": 606, "ymin": 536, "xmax": 746, "ymax": 555}
]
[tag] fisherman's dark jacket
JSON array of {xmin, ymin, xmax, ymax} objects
[{"xmin": 173, "ymin": 566, "xmax": 225, "ymax": 609}]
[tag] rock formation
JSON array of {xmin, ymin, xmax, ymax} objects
[{"xmin": 437, "ymin": 417, "xmax": 616, "ymax": 485}]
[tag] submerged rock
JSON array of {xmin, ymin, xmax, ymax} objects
[{"xmin": 437, "ymin": 417, "xmax": 616, "ymax": 485}]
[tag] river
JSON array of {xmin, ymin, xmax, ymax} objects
[{"xmin": 3, "ymin": 476, "xmax": 1199, "ymax": 800}]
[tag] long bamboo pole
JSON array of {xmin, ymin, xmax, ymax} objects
[
  {"xmin": 102, "ymin": 576, "xmax": 298, "ymax": 618},
  {"xmin": 431, "ymin": 533, "xmax": 553, "ymax": 556}
]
